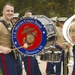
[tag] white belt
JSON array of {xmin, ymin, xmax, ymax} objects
[{"xmin": 0, "ymin": 51, "xmax": 2, "ymax": 53}]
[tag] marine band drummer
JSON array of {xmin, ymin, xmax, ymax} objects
[{"xmin": 46, "ymin": 17, "xmax": 71, "ymax": 75}]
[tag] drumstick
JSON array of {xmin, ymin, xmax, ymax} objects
[
  {"xmin": 0, "ymin": 43, "xmax": 28, "ymax": 53},
  {"xmin": 11, "ymin": 43, "xmax": 28, "ymax": 51},
  {"xmin": 11, "ymin": 46, "xmax": 24, "ymax": 51}
]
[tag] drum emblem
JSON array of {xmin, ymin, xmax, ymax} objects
[
  {"xmin": 21, "ymin": 26, "xmax": 37, "ymax": 48},
  {"xmin": 12, "ymin": 18, "xmax": 47, "ymax": 55}
]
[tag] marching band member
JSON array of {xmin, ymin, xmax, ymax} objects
[
  {"xmin": 46, "ymin": 17, "xmax": 58, "ymax": 75},
  {"xmin": 68, "ymin": 18, "xmax": 75, "ymax": 75},
  {"xmin": 22, "ymin": 10, "xmax": 42, "ymax": 75},
  {"xmin": 46, "ymin": 17, "xmax": 70, "ymax": 75},
  {"xmin": 0, "ymin": 2, "xmax": 17, "ymax": 75},
  {"xmin": 55, "ymin": 17, "xmax": 70, "ymax": 75},
  {"xmin": 11, "ymin": 13, "xmax": 22, "ymax": 75}
]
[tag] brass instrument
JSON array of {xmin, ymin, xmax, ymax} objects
[
  {"xmin": 62, "ymin": 15, "xmax": 75, "ymax": 61},
  {"xmin": 62, "ymin": 14, "xmax": 75, "ymax": 46},
  {"xmin": 62, "ymin": 15, "xmax": 75, "ymax": 75}
]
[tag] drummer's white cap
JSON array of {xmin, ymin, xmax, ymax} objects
[
  {"xmin": 58, "ymin": 17, "xmax": 67, "ymax": 22},
  {"xmin": 50, "ymin": 17, "xmax": 58, "ymax": 22},
  {"xmin": 12, "ymin": 13, "xmax": 19, "ymax": 18}
]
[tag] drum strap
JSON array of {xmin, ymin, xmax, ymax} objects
[{"xmin": 0, "ymin": 20, "xmax": 13, "ymax": 32}]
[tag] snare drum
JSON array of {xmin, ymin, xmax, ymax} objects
[
  {"xmin": 40, "ymin": 48, "xmax": 62, "ymax": 62},
  {"xmin": 53, "ymin": 51, "xmax": 62, "ymax": 62}
]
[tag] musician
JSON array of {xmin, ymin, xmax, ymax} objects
[
  {"xmin": 46, "ymin": 17, "xmax": 69, "ymax": 75},
  {"xmin": 0, "ymin": 2, "xmax": 17, "ymax": 75},
  {"xmin": 46, "ymin": 17, "xmax": 58, "ymax": 74},
  {"xmin": 72, "ymin": 44, "xmax": 75, "ymax": 75},
  {"xmin": 55, "ymin": 17, "xmax": 69, "ymax": 75},
  {"xmin": 11, "ymin": 13, "xmax": 22, "ymax": 75},
  {"xmin": 11, "ymin": 13, "xmax": 19, "ymax": 24},
  {"xmin": 69, "ymin": 19, "xmax": 75, "ymax": 75},
  {"xmin": 22, "ymin": 10, "xmax": 42, "ymax": 75},
  {"xmin": 50, "ymin": 17, "xmax": 58, "ymax": 26}
]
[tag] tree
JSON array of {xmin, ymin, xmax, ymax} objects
[{"xmin": 0, "ymin": 0, "xmax": 74, "ymax": 18}]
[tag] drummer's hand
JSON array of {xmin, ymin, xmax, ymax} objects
[
  {"xmin": 0, "ymin": 46, "xmax": 11, "ymax": 54},
  {"xmin": 63, "ymin": 42, "xmax": 71, "ymax": 49},
  {"xmin": 58, "ymin": 43, "xmax": 66, "ymax": 49},
  {"xmin": 60, "ymin": 45, "xmax": 66, "ymax": 49}
]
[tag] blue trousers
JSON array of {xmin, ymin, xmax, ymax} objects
[
  {"xmin": 46, "ymin": 62, "xmax": 62, "ymax": 75},
  {"xmin": 46, "ymin": 45, "xmax": 64, "ymax": 75},
  {"xmin": 0, "ymin": 53, "xmax": 17, "ymax": 75},
  {"xmin": 72, "ymin": 45, "xmax": 75, "ymax": 75},
  {"xmin": 15, "ymin": 55, "xmax": 22, "ymax": 75},
  {"xmin": 22, "ymin": 56, "xmax": 42, "ymax": 75},
  {"xmin": 46, "ymin": 62, "xmax": 55, "ymax": 74}
]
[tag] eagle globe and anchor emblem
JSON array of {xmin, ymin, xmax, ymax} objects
[{"xmin": 12, "ymin": 17, "xmax": 47, "ymax": 56}]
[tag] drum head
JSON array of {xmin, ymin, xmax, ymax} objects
[
  {"xmin": 12, "ymin": 18, "xmax": 47, "ymax": 56},
  {"xmin": 12, "ymin": 15, "xmax": 57, "ymax": 56}
]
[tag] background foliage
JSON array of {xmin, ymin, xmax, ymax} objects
[{"xmin": 0, "ymin": 0, "xmax": 75, "ymax": 18}]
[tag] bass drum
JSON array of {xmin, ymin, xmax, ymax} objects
[
  {"xmin": 32, "ymin": 15, "xmax": 57, "ymax": 49},
  {"xmin": 12, "ymin": 15, "xmax": 57, "ymax": 56}
]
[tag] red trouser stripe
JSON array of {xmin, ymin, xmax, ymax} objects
[
  {"xmin": 1, "ymin": 54, "xmax": 8, "ymax": 75},
  {"xmin": 27, "ymin": 56, "xmax": 31, "ymax": 75},
  {"xmin": 73, "ymin": 70, "xmax": 75, "ymax": 75},
  {"xmin": 46, "ymin": 62, "xmax": 48, "ymax": 73}
]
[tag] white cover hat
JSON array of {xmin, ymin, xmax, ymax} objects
[
  {"xmin": 12, "ymin": 13, "xmax": 19, "ymax": 18},
  {"xmin": 50, "ymin": 17, "xmax": 58, "ymax": 22},
  {"xmin": 58, "ymin": 17, "xmax": 67, "ymax": 22}
]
